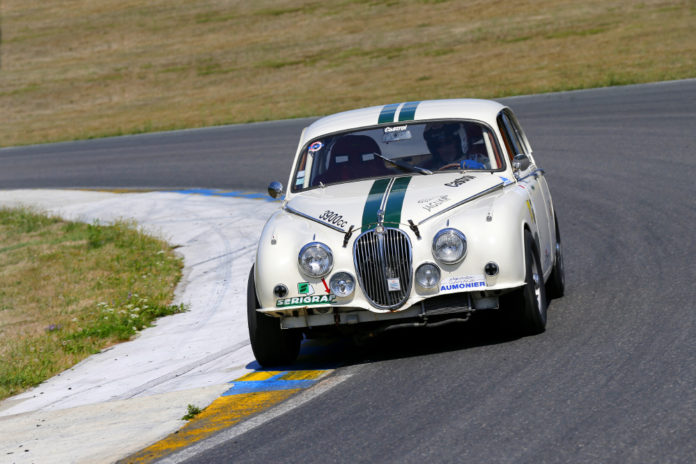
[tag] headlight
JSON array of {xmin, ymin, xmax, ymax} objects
[
  {"xmin": 415, "ymin": 263, "xmax": 441, "ymax": 289},
  {"xmin": 329, "ymin": 272, "xmax": 355, "ymax": 297},
  {"xmin": 298, "ymin": 242, "xmax": 333, "ymax": 278},
  {"xmin": 432, "ymin": 228, "xmax": 467, "ymax": 264}
]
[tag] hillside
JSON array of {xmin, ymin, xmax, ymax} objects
[{"xmin": 1, "ymin": 0, "xmax": 694, "ymax": 147}]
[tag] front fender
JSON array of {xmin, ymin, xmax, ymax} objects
[{"xmin": 418, "ymin": 185, "xmax": 532, "ymax": 292}]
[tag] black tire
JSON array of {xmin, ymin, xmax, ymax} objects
[
  {"xmin": 546, "ymin": 215, "xmax": 565, "ymax": 299},
  {"xmin": 506, "ymin": 230, "xmax": 548, "ymax": 335},
  {"xmin": 247, "ymin": 266, "xmax": 301, "ymax": 367}
]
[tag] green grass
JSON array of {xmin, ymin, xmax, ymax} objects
[
  {"xmin": 0, "ymin": 207, "xmax": 185, "ymax": 401},
  {"xmin": 181, "ymin": 404, "xmax": 203, "ymax": 420},
  {"xmin": 1, "ymin": 0, "xmax": 694, "ymax": 147}
]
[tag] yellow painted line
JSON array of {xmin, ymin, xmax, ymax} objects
[
  {"xmin": 121, "ymin": 389, "xmax": 300, "ymax": 464},
  {"xmin": 279, "ymin": 369, "xmax": 326, "ymax": 380},
  {"xmin": 118, "ymin": 369, "xmax": 333, "ymax": 464},
  {"xmin": 236, "ymin": 370, "xmax": 281, "ymax": 381}
]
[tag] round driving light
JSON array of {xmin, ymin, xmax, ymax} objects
[
  {"xmin": 298, "ymin": 242, "xmax": 333, "ymax": 278},
  {"xmin": 432, "ymin": 228, "xmax": 467, "ymax": 264},
  {"xmin": 484, "ymin": 262, "xmax": 499, "ymax": 276},
  {"xmin": 415, "ymin": 263, "xmax": 441, "ymax": 289},
  {"xmin": 329, "ymin": 272, "xmax": 355, "ymax": 297},
  {"xmin": 273, "ymin": 284, "xmax": 288, "ymax": 298}
]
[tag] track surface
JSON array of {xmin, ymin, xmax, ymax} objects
[{"xmin": 3, "ymin": 81, "xmax": 696, "ymax": 463}]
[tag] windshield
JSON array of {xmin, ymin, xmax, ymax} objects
[{"xmin": 292, "ymin": 120, "xmax": 504, "ymax": 192}]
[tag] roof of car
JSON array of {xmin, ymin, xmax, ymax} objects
[{"xmin": 302, "ymin": 99, "xmax": 507, "ymax": 144}]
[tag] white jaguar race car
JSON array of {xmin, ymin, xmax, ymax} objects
[{"xmin": 248, "ymin": 99, "xmax": 565, "ymax": 366}]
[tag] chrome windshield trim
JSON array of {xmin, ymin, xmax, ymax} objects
[
  {"xmin": 283, "ymin": 205, "xmax": 346, "ymax": 233},
  {"xmin": 418, "ymin": 181, "xmax": 505, "ymax": 226}
]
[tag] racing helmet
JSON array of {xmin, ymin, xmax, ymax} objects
[{"xmin": 423, "ymin": 122, "xmax": 469, "ymax": 157}]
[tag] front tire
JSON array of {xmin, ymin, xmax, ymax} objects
[
  {"xmin": 546, "ymin": 215, "xmax": 565, "ymax": 299},
  {"xmin": 506, "ymin": 230, "xmax": 548, "ymax": 335},
  {"xmin": 247, "ymin": 266, "xmax": 301, "ymax": 367}
]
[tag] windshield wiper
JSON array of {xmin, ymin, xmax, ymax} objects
[{"xmin": 370, "ymin": 152, "xmax": 432, "ymax": 175}]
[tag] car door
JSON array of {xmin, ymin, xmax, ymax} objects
[{"xmin": 498, "ymin": 110, "xmax": 554, "ymax": 274}]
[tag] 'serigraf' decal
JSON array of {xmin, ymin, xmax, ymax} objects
[
  {"xmin": 319, "ymin": 210, "xmax": 348, "ymax": 228},
  {"xmin": 444, "ymin": 175, "xmax": 475, "ymax": 187},
  {"xmin": 276, "ymin": 294, "xmax": 336, "ymax": 307}
]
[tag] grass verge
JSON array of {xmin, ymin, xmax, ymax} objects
[
  {"xmin": 1, "ymin": 0, "xmax": 695, "ymax": 147},
  {"xmin": 0, "ymin": 207, "xmax": 185, "ymax": 401}
]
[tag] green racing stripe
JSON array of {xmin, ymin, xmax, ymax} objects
[
  {"xmin": 361, "ymin": 178, "xmax": 390, "ymax": 230},
  {"xmin": 397, "ymin": 101, "xmax": 420, "ymax": 121},
  {"xmin": 378, "ymin": 103, "xmax": 400, "ymax": 124},
  {"xmin": 384, "ymin": 176, "xmax": 412, "ymax": 226},
  {"xmin": 378, "ymin": 101, "xmax": 421, "ymax": 124},
  {"xmin": 361, "ymin": 176, "xmax": 413, "ymax": 230}
]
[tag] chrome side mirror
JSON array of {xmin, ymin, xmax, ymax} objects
[
  {"xmin": 268, "ymin": 181, "xmax": 283, "ymax": 199},
  {"xmin": 512, "ymin": 153, "xmax": 531, "ymax": 172}
]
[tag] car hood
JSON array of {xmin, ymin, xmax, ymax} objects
[{"xmin": 285, "ymin": 172, "xmax": 510, "ymax": 232}]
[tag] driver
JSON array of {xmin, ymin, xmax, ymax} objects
[{"xmin": 423, "ymin": 122, "xmax": 488, "ymax": 170}]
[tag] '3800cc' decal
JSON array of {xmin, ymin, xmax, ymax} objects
[{"xmin": 318, "ymin": 210, "xmax": 348, "ymax": 228}]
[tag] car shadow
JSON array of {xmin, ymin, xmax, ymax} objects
[{"xmin": 245, "ymin": 311, "xmax": 528, "ymax": 372}]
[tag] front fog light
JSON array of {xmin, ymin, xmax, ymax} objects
[
  {"xmin": 415, "ymin": 263, "xmax": 441, "ymax": 289},
  {"xmin": 329, "ymin": 272, "xmax": 355, "ymax": 297}
]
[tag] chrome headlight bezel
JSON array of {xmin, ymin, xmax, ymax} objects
[
  {"xmin": 329, "ymin": 271, "xmax": 356, "ymax": 297},
  {"xmin": 432, "ymin": 228, "xmax": 467, "ymax": 265},
  {"xmin": 298, "ymin": 242, "xmax": 333, "ymax": 278}
]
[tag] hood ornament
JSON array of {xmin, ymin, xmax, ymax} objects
[{"xmin": 375, "ymin": 209, "xmax": 385, "ymax": 234}]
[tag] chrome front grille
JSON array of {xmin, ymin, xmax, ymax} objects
[{"xmin": 353, "ymin": 228, "xmax": 412, "ymax": 310}]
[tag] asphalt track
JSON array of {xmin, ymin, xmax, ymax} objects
[{"xmin": 2, "ymin": 80, "xmax": 696, "ymax": 463}]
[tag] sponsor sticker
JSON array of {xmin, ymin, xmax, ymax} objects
[
  {"xmin": 383, "ymin": 125, "xmax": 412, "ymax": 143},
  {"xmin": 298, "ymin": 282, "xmax": 315, "ymax": 295},
  {"xmin": 526, "ymin": 200, "xmax": 536, "ymax": 223},
  {"xmin": 296, "ymin": 170, "xmax": 306, "ymax": 186},
  {"xmin": 418, "ymin": 194, "xmax": 449, "ymax": 212},
  {"xmin": 384, "ymin": 125, "xmax": 408, "ymax": 133},
  {"xmin": 387, "ymin": 278, "xmax": 401, "ymax": 292},
  {"xmin": 276, "ymin": 294, "xmax": 336, "ymax": 307},
  {"xmin": 309, "ymin": 141, "xmax": 323, "ymax": 152},
  {"xmin": 444, "ymin": 175, "xmax": 475, "ymax": 187},
  {"xmin": 439, "ymin": 275, "xmax": 486, "ymax": 293}
]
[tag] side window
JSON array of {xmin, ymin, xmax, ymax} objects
[
  {"xmin": 497, "ymin": 113, "xmax": 523, "ymax": 162},
  {"xmin": 506, "ymin": 110, "xmax": 532, "ymax": 155}
]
